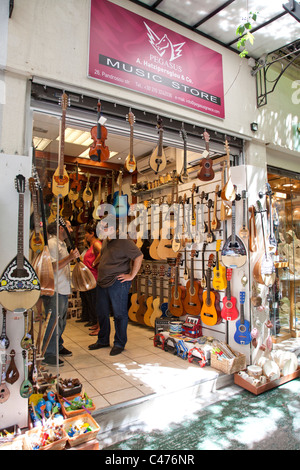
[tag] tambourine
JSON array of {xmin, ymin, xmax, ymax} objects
[
  {"xmin": 153, "ymin": 333, "xmax": 166, "ymax": 350},
  {"xmin": 188, "ymin": 347, "xmax": 206, "ymax": 367}
]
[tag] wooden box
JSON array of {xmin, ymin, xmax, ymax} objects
[
  {"xmin": 64, "ymin": 413, "xmax": 100, "ymax": 448},
  {"xmin": 234, "ymin": 367, "xmax": 300, "ymax": 395}
]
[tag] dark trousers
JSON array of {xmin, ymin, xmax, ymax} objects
[
  {"xmin": 80, "ymin": 287, "xmax": 97, "ymax": 324},
  {"xmin": 96, "ymin": 280, "xmax": 131, "ymax": 349}
]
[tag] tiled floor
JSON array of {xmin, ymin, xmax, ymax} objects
[{"xmin": 46, "ymin": 317, "xmax": 223, "ymax": 411}]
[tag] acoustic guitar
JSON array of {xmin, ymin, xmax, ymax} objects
[
  {"xmin": 92, "ymin": 176, "xmax": 102, "ymax": 220},
  {"xmin": 124, "ymin": 111, "xmax": 137, "ymax": 173},
  {"xmin": 183, "ymin": 250, "xmax": 202, "ymax": 316},
  {"xmin": 197, "ymin": 131, "xmax": 214, "ymax": 181},
  {"xmin": 169, "ymin": 253, "xmax": 186, "ymax": 317},
  {"xmin": 136, "ymin": 264, "xmax": 151, "ymax": 325},
  {"xmin": 149, "ymin": 198, "xmax": 163, "ymax": 261},
  {"xmin": 221, "ymin": 268, "xmax": 239, "ymax": 321},
  {"xmin": 128, "ymin": 274, "xmax": 140, "ymax": 322},
  {"xmin": 221, "ymin": 197, "xmax": 247, "ymax": 268},
  {"xmin": 149, "ymin": 117, "xmax": 167, "ymax": 174},
  {"xmin": 29, "ymin": 178, "xmax": 45, "ymax": 254},
  {"xmin": 212, "ymin": 240, "xmax": 227, "ymax": 291},
  {"xmin": 200, "ymin": 255, "xmax": 221, "ymax": 326},
  {"xmin": 52, "ymin": 92, "xmax": 70, "ymax": 198},
  {"xmin": 0, "ymin": 175, "xmax": 41, "ymax": 311},
  {"xmin": 144, "ymin": 265, "xmax": 158, "ymax": 327},
  {"xmin": 150, "ymin": 265, "xmax": 167, "ymax": 327},
  {"xmin": 239, "ymin": 190, "xmax": 249, "ymax": 239},
  {"xmin": 156, "ymin": 174, "xmax": 178, "ymax": 260},
  {"xmin": 234, "ymin": 291, "xmax": 251, "ymax": 345}
]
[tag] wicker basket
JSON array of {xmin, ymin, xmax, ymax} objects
[
  {"xmin": 26, "ymin": 427, "xmax": 68, "ymax": 450},
  {"xmin": 59, "ymin": 393, "xmax": 96, "ymax": 418},
  {"xmin": 63, "ymin": 413, "xmax": 100, "ymax": 447},
  {"xmin": 211, "ymin": 349, "xmax": 246, "ymax": 374}
]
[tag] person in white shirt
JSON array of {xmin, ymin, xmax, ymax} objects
[{"xmin": 42, "ymin": 220, "xmax": 79, "ymax": 367}]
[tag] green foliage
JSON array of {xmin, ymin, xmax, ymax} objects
[{"xmin": 236, "ymin": 11, "xmax": 258, "ymax": 58}]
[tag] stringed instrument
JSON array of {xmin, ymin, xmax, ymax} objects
[
  {"xmin": 169, "ymin": 253, "xmax": 186, "ymax": 318},
  {"xmin": 221, "ymin": 196, "xmax": 247, "ymax": 268},
  {"xmin": 89, "ymin": 100, "xmax": 109, "ymax": 162},
  {"xmin": 212, "ymin": 240, "xmax": 227, "ymax": 291},
  {"xmin": 234, "ymin": 291, "xmax": 251, "ymax": 345},
  {"xmin": 200, "ymin": 242, "xmax": 207, "ymax": 288},
  {"xmin": 221, "ymin": 139, "xmax": 235, "ymax": 202},
  {"xmin": 69, "ymin": 164, "xmax": 83, "ymax": 202},
  {"xmin": 0, "ymin": 308, "xmax": 10, "ymax": 350},
  {"xmin": 150, "ymin": 265, "xmax": 167, "ymax": 327},
  {"xmin": 206, "ymin": 199, "xmax": 215, "ymax": 243},
  {"xmin": 29, "ymin": 178, "xmax": 44, "ymax": 254},
  {"xmin": 156, "ymin": 173, "xmax": 178, "ymax": 260},
  {"xmin": 197, "ymin": 131, "xmax": 214, "ymax": 181},
  {"xmin": 200, "ymin": 255, "xmax": 221, "ymax": 326},
  {"xmin": 136, "ymin": 264, "xmax": 151, "ymax": 325},
  {"xmin": 20, "ymin": 310, "xmax": 33, "ymax": 350},
  {"xmin": 52, "ymin": 92, "xmax": 70, "ymax": 198},
  {"xmin": 266, "ymin": 183, "xmax": 277, "ymax": 251},
  {"xmin": 124, "ymin": 111, "xmax": 137, "ymax": 173},
  {"xmin": 179, "ymin": 124, "xmax": 189, "ymax": 183},
  {"xmin": 183, "ymin": 249, "xmax": 202, "ymax": 316},
  {"xmin": 161, "ymin": 268, "xmax": 173, "ymax": 317},
  {"xmin": 112, "ymin": 170, "xmax": 129, "ymax": 218},
  {"xmin": 92, "ymin": 176, "xmax": 102, "ymax": 220},
  {"xmin": 149, "ymin": 117, "xmax": 167, "ymax": 174},
  {"xmin": 0, "ymin": 175, "xmax": 41, "ymax": 311},
  {"xmin": 253, "ymin": 200, "xmax": 276, "ymax": 287},
  {"xmin": 0, "ymin": 357, "xmax": 10, "ymax": 404},
  {"xmin": 211, "ymin": 185, "xmax": 221, "ymax": 231},
  {"xmin": 82, "ymin": 173, "xmax": 93, "ymax": 203},
  {"xmin": 221, "ymin": 268, "xmax": 239, "ymax": 321},
  {"xmin": 128, "ymin": 274, "xmax": 139, "ymax": 322},
  {"xmin": 239, "ymin": 190, "xmax": 249, "ymax": 239},
  {"xmin": 248, "ymin": 205, "xmax": 258, "ymax": 252},
  {"xmin": 220, "ymin": 160, "xmax": 232, "ymax": 221},
  {"xmin": 149, "ymin": 199, "xmax": 163, "ymax": 261},
  {"xmin": 20, "ymin": 350, "xmax": 33, "ymax": 399},
  {"xmin": 144, "ymin": 265, "xmax": 158, "ymax": 327},
  {"xmin": 5, "ymin": 349, "xmax": 19, "ymax": 385},
  {"xmin": 199, "ymin": 192, "xmax": 208, "ymax": 235}
]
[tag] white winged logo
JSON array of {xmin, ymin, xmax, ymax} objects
[{"xmin": 144, "ymin": 22, "xmax": 185, "ymax": 62}]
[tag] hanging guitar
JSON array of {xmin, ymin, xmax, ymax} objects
[
  {"xmin": 89, "ymin": 100, "xmax": 110, "ymax": 162},
  {"xmin": 183, "ymin": 250, "xmax": 202, "ymax": 316},
  {"xmin": 197, "ymin": 131, "xmax": 214, "ymax": 181},
  {"xmin": 200, "ymin": 255, "xmax": 221, "ymax": 326},
  {"xmin": 149, "ymin": 117, "xmax": 167, "ymax": 174},
  {"xmin": 144, "ymin": 265, "xmax": 157, "ymax": 327},
  {"xmin": 52, "ymin": 92, "xmax": 70, "ymax": 198},
  {"xmin": 136, "ymin": 264, "xmax": 151, "ymax": 325},
  {"xmin": 128, "ymin": 273, "xmax": 140, "ymax": 322},
  {"xmin": 221, "ymin": 268, "xmax": 239, "ymax": 321},
  {"xmin": 221, "ymin": 193, "xmax": 247, "ymax": 268},
  {"xmin": 0, "ymin": 175, "xmax": 41, "ymax": 311},
  {"xmin": 212, "ymin": 240, "xmax": 227, "ymax": 291},
  {"xmin": 150, "ymin": 265, "xmax": 167, "ymax": 327},
  {"xmin": 124, "ymin": 111, "xmax": 137, "ymax": 173},
  {"xmin": 234, "ymin": 291, "xmax": 251, "ymax": 345},
  {"xmin": 169, "ymin": 253, "xmax": 186, "ymax": 318}
]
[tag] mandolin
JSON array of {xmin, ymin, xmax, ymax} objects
[
  {"xmin": 239, "ymin": 190, "xmax": 249, "ymax": 239},
  {"xmin": 29, "ymin": 177, "xmax": 45, "ymax": 254},
  {"xmin": 221, "ymin": 139, "xmax": 235, "ymax": 202},
  {"xmin": 197, "ymin": 131, "xmax": 214, "ymax": 181},
  {"xmin": 234, "ymin": 291, "xmax": 251, "ymax": 345},
  {"xmin": 124, "ymin": 111, "xmax": 137, "ymax": 173},
  {"xmin": 211, "ymin": 185, "xmax": 221, "ymax": 231},
  {"xmin": 150, "ymin": 265, "xmax": 167, "ymax": 327},
  {"xmin": 89, "ymin": 100, "xmax": 110, "ymax": 162},
  {"xmin": 169, "ymin": 253, "xmax": 186, "ymax": 318},
  {"xmin": 52, "ymin": 92, "xmax": 70, "ymax": 198},
  {"xmin": 0, "ymin": 175, "xmax": 41, "ymax": 311},
  {"xmin": 0, "ymin": 358, "xmax": 10, "ymax": 404},
  {"xmin": 253, "ymin": 200, "xmax": 276, "ymax": 287},
  {"xmin": 183, "ymin": 250, "xmax": 202, "ymax": 316},
  {"xmin": 200, "ymin": 255, "xmax": 221, "ymax": 326},
  {"xmin": 20, "ymin": 350, "xmax": 33, "ymax": 399},
  {"xmin": 221, "ymin": 197, "xmax": 247, "ymax": 268},
  {"xmin": 149, "ymin": 117, "xmax": 167, "ymax": 174},
  {"xmin": 136, "ymin": 264, "xmax": 151, "ymax": 325},
  {"xmin": 248, "ymin": 205, "xmax": 258, "ymax": 252},
  {"xmin": 212, "ymin": 240, "xmax": 227, "ymax": 291},
  {"xmin": 0, "ymin": 309, "xmax": 10, "ymax": 350},
  {"xmin": 221, "ymin": 268, "xmax": 239, "ymax": 321}
]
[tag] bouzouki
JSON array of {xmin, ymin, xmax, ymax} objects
[
  {"xmin": 253, "ymin": 200, "xmax": 276, "ymax": 287},
  {"xmin": 197, "ymin": 131, "xmax": 214, "ymax": 181},
  {"xmin": 183, "ymin": 250, "xmax": 202, "ymax": 316},
  {"xmin": 125, "ymin": 111, "xmax": 137, "ymax": 173},
  {"xmin": 212, "ymin": 240, "xmax": 227, "ymax": 291},
  {"xmin": 249, "ymin": 205, "xmax": 258, "ymax": 252},
  {"xmin": 0, "ymin": 309, "xmax": 10, "ymax": 350},
  {"xmin": 221, "ymin": 268, "xmax": 239, "ymax": 321},
  {"xmin": 150, "ymin": 265, "xmax": 167, "ymax": 327},
  {"xmin": 211, "ymin": 185, "xmax": 221, "ymax": 231},
  {"xmin": 221, "ymin": 196, "xmax": 247, "ymax": 268},
  {"xmin": 0, "ymin": 175, "xmax": 41, "ymax": 311},
  {"xmin": 169, "ymin": 253, "xmax": 186, "ymax": 318},
  {"xmin": 149, "ymin": 117, "xmax": 167, "ymax": 174},
  {"xmin": 52, "ymin": 92, "xmax": 70, "ymax": 198},
  {"xmin": 200, "ymin": 255, "xmax": 221, "ymax": 326},
  {"xmin": 89, "ymin": 100, "xmax": 110, "ymax": 162},
  {"xmin": 29, "ymin": 178, "xmax": 45, "ymax": 254},
  {"xmin": 234, "ymin": 291, "xmax": 251, "ymax": 345},
  {"xmin": 136, "ymin": 264, "xmax": 151, "ymax": 325},
  {"xmin": 179, "ymin": 125, "xmax": 189, "ymax": 183},
  {"xmin": 239, "ymin": 190, "xmax": 249, "ymax": 239},
  {"xmin": 221, "ymin": 139, "xmax": 235, "ymax": 202},
  {"xmin": 206, "ymin": 199, "xmax": 215, "ymax": 243}
]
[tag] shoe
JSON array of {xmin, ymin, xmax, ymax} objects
[
  {"xmin": 76, "ymin": 318, "xmax": 88, "ymax": 323},
  {"xmin": 59, "ymin": 347, "xmax": 73, "ymax": 357},
  {"xmin": 84, "ymin": 322, "xmax": 95, "ymax": 327},
  {"xmin": 42, "ymin": 356, "xmax": 64, "ymax": 367},
  {"xmin": 89, "ymin": 329, "xmax": 100, "ymax": 336},
  {"xmin": 110, "ymin": 346, "xmax": 124, "ymax": 356},
  {"xmin": 88, "ymin": 342, "xmax": 110, "ymax": 350},
  {"xmin": 89, "ymin": 324, "xmax": 98, "ymax": 330}
]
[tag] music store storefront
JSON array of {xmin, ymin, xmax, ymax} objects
[{"xmin": 0, "ymin": 0, "xmax": 299, "ymax": 450}]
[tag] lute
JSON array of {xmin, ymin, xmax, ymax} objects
[
  {"xmin": 52, "ymin": 92, "xmax": 70, "ymax": 198},
  {"xmin": 149, "ymin": 117, "xmax": 167, "ymax": 174}
]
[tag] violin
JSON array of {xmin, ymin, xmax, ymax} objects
[{"xmin": 89, "ymin": 101, "xmax": 110, "ymax": 162}]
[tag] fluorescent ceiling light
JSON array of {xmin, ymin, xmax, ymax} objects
[
  {"xmin": 33, "ymin": 136, "xmax": 52, "ymax": 151},
  {"xmin": 57, "ymin": 127, "xmax": 94, "ymax": 146}
]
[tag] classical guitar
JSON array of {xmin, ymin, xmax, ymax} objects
[
  {"xmin": 149, "ymin": 197, "xmax": 163, "ymax": 261},
  {"xmin": 211, "ymin": 185, "xmax": 221, "ymax": 231},
  {"xmin": 221, "ymin": 139, "xmax": 235, "ymax": 202},
  {"xmin": 200, "ymin": 242, "xmax": 207, "ymax": 288},
  {"xmin": 29, "ymin": 177, "xmax": 44, "ymax": 254},
  {"xmin": 212, "ymin": 239, "xmax": 227, "ymax": 291},
  {"xmin": 144, "ymin": 265, "xmax": 158, "ymax": 327},
  {"xmin": 0, "ymin": 175, "xmax": 41, "ymax": 311},
  {"xmin": 89, "ymin": 100, "xmax": 110, "ymax": 162},
  {"xmin": 149, "ymin": 117, "xmax": 167, "ymax": 174},
  {"xmin": 112, "ymin": 170, "xmax": 129, "ymax": 218},
  {"xmin": 136, "ymin": 264, "xmax": 151, "ymax": 325},
  {"xmin": 206, "ymin": 199, "xmax": 215, "ymax": 243},
  {"xmin": 128, "ymin": 274, "xmax": 139, "ymax": 322},
  {"xmin": 253, "ymin": 200, "xmax": 276, "ymax": 287},
  {"xmin": 221, "ymin": 196, "xmax": 247, "ymax": 268},
  {"xmin": 234, "ymin": 291, "xmax": 251, "ymax": 345},
  {"xmin": 52, "ymin": 92, "xmax": 70, "ymax": 198},
  {"xmin": 0, "ymin": 308, "xmax": 10, "ymax": 350},
  {"xmin": 150, "ymin": 265, "xmax": 167, "ymax": 327},
  {"xmin": 248, "ymin": 205, "xmax": 258, "ymax": 252},
  {"xmin": 183, "ymin": 250, "xmax": 202, "ymax": 316},
  {"xmin": 20, "ymin": 350, "xmax": 33, "ymax": 399},
  {"xmin": 169, "ymin": 253, "xmax": 186, "ymax": 318},
  {"xmin": 197, "ymin": 131, "xmax": 214, "ymax": 181},
  {"xmin": 200, "ymin": 255, "xmax": 221, "ymax": 326},
  {"xmin": 161, "ymin": 268, "xmax": 173, "ymax": 317},
  {"xmin": 221, "ymin": 268, "xmax": 239, "ymax": 321},
  {"xmin": 179, "ymin": 124, "xmax": 189, "ymax": 183},
  {"xmin": 239, "ymin": 190, "xmax": 249, "ymax": 239},
  {"xmin": 124, "ymin": 111, "xmax": 137, "ymax": 173},
  {"xmin": 0, "ymin": 358, "xmax": 10, "ymax": 404},
  {"xmin": 157, "ymin": 173, "xmax": 178, "ymax": 260}
]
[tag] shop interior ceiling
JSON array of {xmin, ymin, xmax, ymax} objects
[{"xmin": 32, "ymin": 0, "xmax": 300, "ymax": 175}]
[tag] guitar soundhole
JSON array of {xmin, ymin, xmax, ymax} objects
[
  {"xmin": 204, "ymin": 162, "xmax": 211, "ymax": 169},
  {"xmin": 239, "ymin": 325, "xmax": 246, "ymax": 333}
]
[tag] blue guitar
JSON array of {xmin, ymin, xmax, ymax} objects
[
  {"xmin": 112, "ymin": 170, "xmax": 129, "ymax": 218},
  {"xmin": 234, "ymin": 291, "xmax": 251, "ymax": 345}
]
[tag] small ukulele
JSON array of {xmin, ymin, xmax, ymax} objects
[
  {"xmin": 221, "ymin": 268, "xmax": 239, "ymax": 321},
  {"xmin": 197, "ymin": 131, "xmax": 214, "ymax": 181},
  {"xmin": 234, "ymin": 291, "xmax": 251, "ymax": 345}
]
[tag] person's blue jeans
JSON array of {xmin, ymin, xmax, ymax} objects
[
  {"xmin": 96, "ymin": 279, "xmax": 131, "ymax": 349},
  {"xmin": 42, "ymin": 293, "xmax": 69, "ymax": 358}
]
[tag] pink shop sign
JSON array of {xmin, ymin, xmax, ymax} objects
[{"xmin": 89, "ymin": 0, "xmax": 225, "ymax": 119}]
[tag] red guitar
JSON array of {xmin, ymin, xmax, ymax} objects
[{"xmin": 221, "ymin": 268, "xmax": 239, "ymax": 321}]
